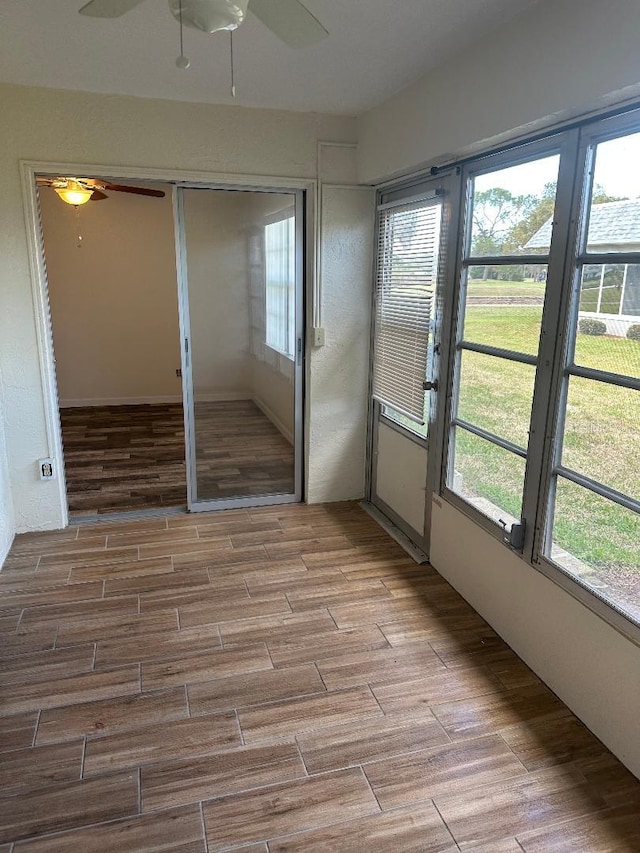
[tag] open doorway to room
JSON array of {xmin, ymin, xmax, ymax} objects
[
  {"xmin": 36, "ymin": 174, "xmax": 304, "ymax": 519},
  {"xmin": 38, "ymin": 177, "xmax": 186, "ymax": 517}
]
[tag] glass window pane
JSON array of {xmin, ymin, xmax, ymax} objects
[
  {"xmin": 586, "ymin": 131, "xmax": 640, "ymax": 253},
  {"xmin": 383, "ymin": 403, "xmax": 428, "ymax": 440},
  {"xmin": 549, "ymin": 477, "xmax": 640, "ymax": 623},
  {"xmin": 561, "ymin": 378, "xmax": 639, "ymax": 499},
  {"xmin": 463, "ymin": 265, "xmax": 547, "ymax": 355},
  {"xmin": 457, "ymin": 350, "xmax": 535, "ymax": 450},
  {"xmin": 450, "ymin": 428, "xmax": 525, "ymax": 527},
  {"xmin": 469, "ymin": 155, "xmax": 560, "ymax": 257}
]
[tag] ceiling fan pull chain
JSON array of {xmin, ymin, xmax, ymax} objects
[
  {"xmin": 176, "ymin": 1, "xmax": 191, "ymax": 70},
  {"xmin": 75, "ymin": 205, "xmax": 83, "ymax": 250},
  {"xmin": 230, "ymin": 30, "xmax": 236, "ymax": 98}
]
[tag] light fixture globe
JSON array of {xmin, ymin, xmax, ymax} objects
[
  {"xmin": 169, "ymin": 0, "xmax": 249, "ymax": 33},
  {"xmin": 54, "ymin": 180, "xmax": 93, "ymax": 206}
]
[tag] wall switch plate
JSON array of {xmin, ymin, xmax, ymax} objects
[
  {"xmin": 312, "ymin": 327, "xmax": 326, "ymax": 347},
  {"xmin": 38, "ymin": 458, "xmax": 55, "ymax": 480}
]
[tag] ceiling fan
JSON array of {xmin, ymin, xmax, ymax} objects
[
  {"xmin": 78, "ymin": 0, "xmax": 329, "ymax": 48},
  {"xmin": 36, "ymin": 177, "xmax": 165, "ymax": 206}
]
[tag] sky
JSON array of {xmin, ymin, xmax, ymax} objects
[{"xmin": 475, "ymin": 131, "xmax": 640, "ymax": 201}]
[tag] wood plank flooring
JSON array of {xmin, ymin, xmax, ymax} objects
[
  {"xmin": 60, "ymin": 401, "xmax": 294, "ymax": 516},
  {"xmin": 193, "ymin": 400, "xmax": 294, "ymax": 501},
  {"xmin": 1, "ymin": 502, "xmax": 639, "ymax": 851}
]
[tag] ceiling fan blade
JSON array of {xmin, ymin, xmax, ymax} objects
[
  {"xmin": 103, "ymin": 183, "xmax": 166, "ymax": 198},
  {"xmin": 90, "ymin": 190, "xmax": 109, "ymax": 201},
  {"xmin": 249, "ymin": 0, "xmax": 328, "ymax": 47},
  {"xmin": 79, "ymin": 0, "xmax": 146, "ymax": 19}
]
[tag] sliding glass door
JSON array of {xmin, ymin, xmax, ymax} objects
[{"xmin": 174, "ymin": 185, "xmax": 304, "ymax": 511}]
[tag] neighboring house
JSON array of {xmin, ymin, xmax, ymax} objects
[{"xmin": 526, "ymin": 199, "xmax": 640, "ymax": 336}]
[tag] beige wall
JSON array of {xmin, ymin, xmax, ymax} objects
[
  {"xmin": 0, "ymin": 83, "xmax": 360, "ymax": 531},
  {"xmin": 40, "ymin": 184, "xmax": 181, "ymax": 406},
  {"xmin": 182, "ymin": 188, "xmax": 252, "ymax": 400},
  {"xmin": 358, "ymin": 0, "xmax": 640, "ymax": 183}
]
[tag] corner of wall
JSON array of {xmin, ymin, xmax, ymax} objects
[{"xmin": 0, "ymin": 370, "xmax": 16, "ymax": 567}]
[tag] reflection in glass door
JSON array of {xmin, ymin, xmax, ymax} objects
[{"xmin": 174, "ymin": 186, "xmax": 303, "ymax": 511}]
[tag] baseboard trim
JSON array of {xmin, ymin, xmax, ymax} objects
[
  {"xmin": 194, "ymin": 392, "xmax": 252, "ymax": 403},
  {"xmin": 60, "ymin": 396, "xmax": 183, "ymax": 408},
  {"xmin": 252, "ymin": 396, "xmax": 294, "ymax": 444}
]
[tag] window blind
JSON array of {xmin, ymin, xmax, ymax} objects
[{"xmin": 372, "ymin": 198, "xmax": 442, "ymax": 422}]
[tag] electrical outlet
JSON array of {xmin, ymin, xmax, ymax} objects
[
  {"xmin": 176, "ymin": 368, "xmax": 182, "ymax": 378},
  {"xmin": 38, "ymin": 458, "xmax": 55, "ymax": 480},
  {"xmin": 312, "ymin": 327, "xmax": 326, "ymax": 347}
]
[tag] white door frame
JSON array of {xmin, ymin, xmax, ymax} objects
[{"xmin": 20, "ymin": 159, "xmax": 316, "ymax": 527}]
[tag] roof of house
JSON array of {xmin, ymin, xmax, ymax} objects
[{"xmin": 525, "ymin": 198, "xmax": 640, "ymax": 250}]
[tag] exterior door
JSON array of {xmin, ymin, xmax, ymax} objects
[{"xmin": 368, "ymin": 173, "xmax": 454, "ymax": 554}]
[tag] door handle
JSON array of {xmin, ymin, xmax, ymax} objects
[{"xmin": 423, "ymin": 380, "xmax": 438, "ymax": 391}]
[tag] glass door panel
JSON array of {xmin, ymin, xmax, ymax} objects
[{"xmin": 175, "ymin": 186, "xmax": 303, "ymax": 511}]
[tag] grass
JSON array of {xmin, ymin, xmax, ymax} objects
[
  {"xmin": 467, "ymin": 279, "xmax": 546, "ymax": 299},
  {"xmin": 455, "ymin": 292, "xmax": 640, "ymax": 574}
]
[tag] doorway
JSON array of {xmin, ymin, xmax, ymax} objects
[{"xmin": 37, "ymin": 174, "xmax": 304, "ymax": 518}]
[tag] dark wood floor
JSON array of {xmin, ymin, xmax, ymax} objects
[
  {"xmin": 1, "ymin": 503, "xmax": 639, "ymax": 850},
  {"xmin": 60, "ymin": 401, "xmax": 294, "ymax": 516},
  {"xmin": 194, "ymin": 400, "xmax": 294, "ymax": 501}
]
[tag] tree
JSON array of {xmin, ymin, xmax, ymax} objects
[
  {"xmin": 506, "ymin": 182, "xmax": 626, "ymax": 253},
  {"xmin": 471, "ymin": 188, "xmax": 535, "ymax": 278}
]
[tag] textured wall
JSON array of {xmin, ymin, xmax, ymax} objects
[
  {"xmin": 0, "ymin": 83, "xmax": 357, "ymax": 531},
  {"xmin": 358, "ymin": 0, "xmax": 640, "ymax": 182},
  {"xmin": 307, "ymin": 185, "xmax": 375, "ymax": 503}
]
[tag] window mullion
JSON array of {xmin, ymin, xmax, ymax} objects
[{"xmin": 526, "ymin": 127, "xmax": 588, "ymax": 563}]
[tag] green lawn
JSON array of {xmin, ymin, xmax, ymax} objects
[
  {"xmin": 456, "ymin": 303, "xmax": 640, "ymax": 573},
  {"xmin": 467, "ymin": 280, "xmax": 546, "ymax": 299}
]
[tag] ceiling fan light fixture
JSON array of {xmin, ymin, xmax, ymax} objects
[
  {"xmin": 54, "ymin": 180, "xmax": 93, "ymax": 206},
  {"xmin": 168, "ymin": 0, "xmax": 249, "ymax": 34}
]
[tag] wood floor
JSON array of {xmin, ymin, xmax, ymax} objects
[
  {"xmin": 0, "ymin": 502, "xmax": 639, "ymax": 851},
  {"xmin": 194, "ymin": 400, "xmax": 294, "ymax": 501},
  {"xmin": 60, "ymin": 401, "xmax": 294, "ymax": 516}
]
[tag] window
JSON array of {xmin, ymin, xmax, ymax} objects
[
  {"xmin": 437, "ymin": 110, "xmax": 640, "ymax": 633},
  {"xmin": 543, "ymin": 124, "xmax": 640, "ymax": 624},
  {"xmin": 264, "ymin": 215, "xmax": 295, "ymax": 359},
  {"xmin": 447, "ymin": 153, "xmax": 560, "ymax": 539},
  {"xmin": 372, "ymin": 195, "xmax": 443, "ymax": 439}
]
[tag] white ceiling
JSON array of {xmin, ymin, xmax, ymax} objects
[{"xmin": 0, "ymin": 0, "xmax": 540, "ymax": 115}]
